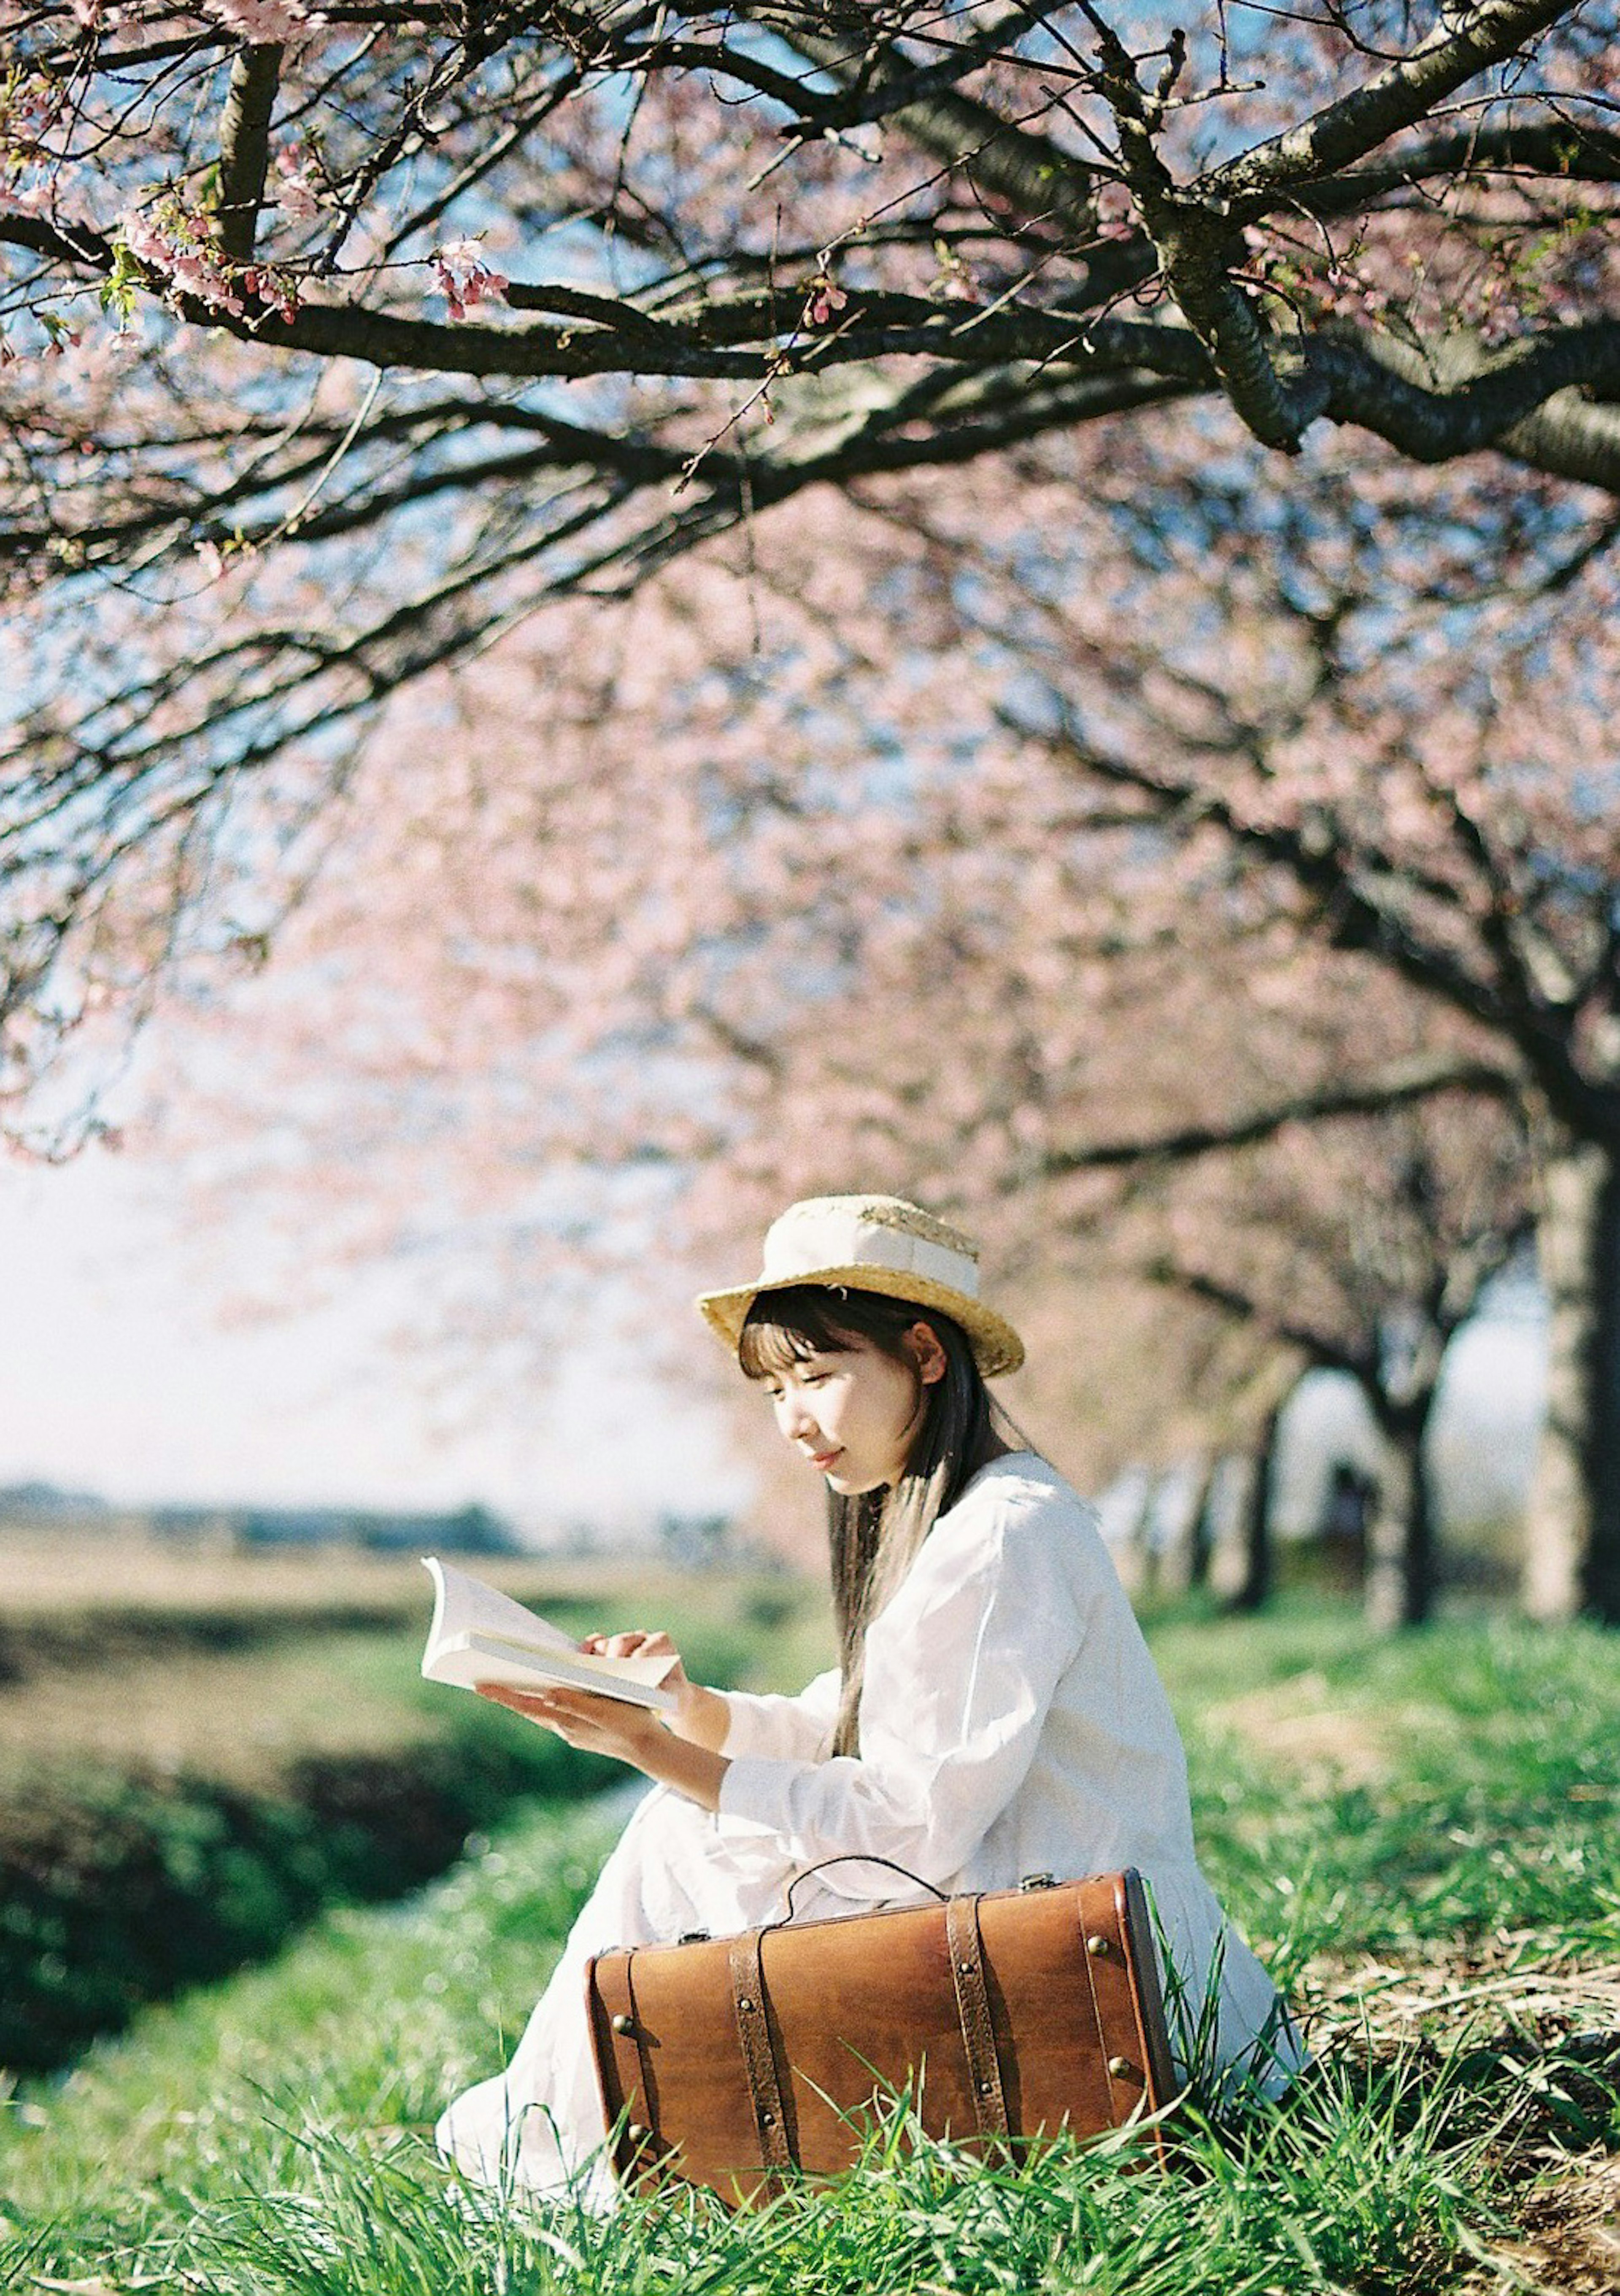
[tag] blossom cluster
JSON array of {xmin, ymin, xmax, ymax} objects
[
  {"xmin": 0, "ymin": 172, "xmax": 53, "ymax": 219},
  {"xmin": 202, "ymin": 0, "xmax": 313, "ymax": 39},
  {"xmin": 121, "ymin": 204, "xmax": 248, "ymax": 317},
  {"xmin": 1, "ymin": 68, "xmax": 63, "ymax": 215},
  {"xmin": 432, "ymin": 237, "xmax": 509, "ymax": 321},
  {"xmin": 117, "ymin": 200, "xmax": 300, "ymax": 324},
  {"xmin": 274, "ymin": 139, "xmax": 324, "ymax": 222}
]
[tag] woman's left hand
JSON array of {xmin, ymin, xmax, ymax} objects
[
  {"xmin": 473, "ymin": 1678, "xmax": 731, "ymax": 1811},
  {"xmin": 474, "ymin": 1681, "xmax": 667, "ymax": 1766}
]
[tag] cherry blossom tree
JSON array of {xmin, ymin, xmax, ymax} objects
[
  {"xmin": 5, "ymin": 1, "xmax": 1620, "ymax": 1106},
  {"xmin": 981, "ymin": 475, "xmax": 1619, "ymax": 1627},
  {"xmin": 678, "ymin": 750, "xmax": 1536, "ymax": 1626},
  {"xmin": 1133, "ymin": 1097, "xmax": 1533, "ymax": 1625},
  {"xmin": 145, "ymin": 451, "xmax": 1548, "ymax": 1614},
  {"xmin": 6, "ymin": 0, "xmax": 1609, "ymax": 1606}
]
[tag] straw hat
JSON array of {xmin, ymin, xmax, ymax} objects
[{"xmin": 696, "ymin": 1195, "xmax": 1024, "ymax": 1378}]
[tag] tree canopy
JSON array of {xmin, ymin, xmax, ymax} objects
[
  {"xmin": 157, "ymin": 435, "xmax": 1612, "ymax": 1613},
  {"xmin": 4, "ymin": 1, "xmax": 1620, "ymax": 1095},
  {"xmin": 5, "ymin": 2, "xmax": 1617, "ymax": 1617}
]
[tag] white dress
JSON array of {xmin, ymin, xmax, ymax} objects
[{"xmin": 436, "ymin": 1454, "xmax": 1305, "ymax": 2196}]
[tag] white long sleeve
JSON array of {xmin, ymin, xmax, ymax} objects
[
  {"xmin": 716, "ymin": 1460, "xmax": 1113, "ymax": 1895},
  {"xmin": 718, "ymin": 1667, "xmax": 841, "ymax": 1764}
]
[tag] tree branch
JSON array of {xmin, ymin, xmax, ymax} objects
[
  {"xmin": 1204, "ymin": 0, "xmax": 1586, "ymax": 212},
  {"xmin": 1042, "ymin": 726, "xmax": 1620, "ymax": 1139},
  {"xmin": 1302, "ymin": 321, "xmax": 1620, "ymax": 478},
  {"xmin": 1143, "ymin": 1255, "xmax": 1371, "ymax": 1384},
  {"xmin": 1296, "ymin": 119, "xmax": 1620, "ymax": 216},
  {"xmin": 1041, "ymin": 1053, "xmax": 1522, "ymax": 1177},
  {"xmin": 749, "ymin": 5, "xmax": 1104, "ymax": 235}
]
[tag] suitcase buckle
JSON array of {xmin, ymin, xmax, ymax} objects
[
  {"xmin": 1018, "ymin": 1871, "xmax": 1056, "ymax": 1891},
  {"xmin": 678, "ymin": 1928, "xmax": 712, "ymax": 1944}
]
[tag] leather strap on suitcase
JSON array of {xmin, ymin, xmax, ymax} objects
[
  {"xmin": 946, "ymin": 1893, "xmax": 1010, "ymax": 2140},
  {"xmin": 730, "ymin": 1926, "xmax": 793, "ymax": 2185}
]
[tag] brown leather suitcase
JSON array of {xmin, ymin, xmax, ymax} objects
[{"xmin": 585, "ymin": 1862, "xmax": 1177, "ymax": 2201}]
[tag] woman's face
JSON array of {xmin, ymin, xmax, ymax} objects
[{"xmin": 756, "ymin": 1322, "xmax": 947, "ymax": 1494}]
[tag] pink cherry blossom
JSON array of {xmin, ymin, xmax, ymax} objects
[
  {"xmin": 119, "ymin": 205, "xmax": 246, "ymax": 317},
  {"xmin": 432, "ymin": 238, "xmax": 510, "ymax": 322},
  {"xmin": 273, "ymin": 141, "xmax": 323, "ymax": 221},
  {"xmin": 0, "ymin": 175, "xmax": 52, "ymax": 217},
  {"xmin": 805, "ymin": 273, "xmax": 847, "ymax": 326},
  {"xmin": 203, "ymin": 0, "xmax": 310, "ymax": 39}
]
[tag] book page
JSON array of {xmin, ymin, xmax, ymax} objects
[
  {"xmin": 421, "ymin": 1557, "xmax": 677, "ymax": 1692},
  {"xmin": 427, "ymin": 1630, "xmax": 676, "ymax": 1711},
  {"xmin": 423, "ymin": 1556, "xmax": 577, "ymax": 1662}
]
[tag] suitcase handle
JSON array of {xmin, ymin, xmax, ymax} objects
[{"xmin": 776, "ymin": 1854, "xmax": 948, "ymax": 1926}]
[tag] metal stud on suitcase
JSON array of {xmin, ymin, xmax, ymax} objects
[{"xmin": 585, "ymin": 1859, "xmax": 1177, "ymax": 2202}]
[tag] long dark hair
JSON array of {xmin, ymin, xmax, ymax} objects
[{"xmin": 738, "ymin": 1284, "xmax": 1024, "ymax": 1757}]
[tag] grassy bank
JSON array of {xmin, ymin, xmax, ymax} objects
[
  {"xmin": 2, "ymin": 1605, "xmax": 1615, "ymax": 2291},
  {"xmin": 0, "ymin": 1549, "xmax": 829, "ymax": 2072}
]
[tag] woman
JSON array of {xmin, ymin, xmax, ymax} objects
[{"xmin": 436, "ymin": 1193, "xmax": 1304, "ymax": 2199}]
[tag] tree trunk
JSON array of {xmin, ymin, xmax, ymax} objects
[
  {"xmin": 1185, "ymin": 1454, "xmax": 1219, "ymax": 1592},
  {"xmin": 1156, "ymin": 1457, "xmax": 1215, "ymax": 1596},
  {"xmin": 1230, "ymin": 1407, "xmax": 1280, "ymax": 1612},
  {"xmin": 1204, "ymin": 1456, "xmax": 1251, "ymax": 1601},
  {"xmin": 1523, "ymin": 1136, "xmax": 1620, "ymax": 1623},
  {"xmin": 1364, "ymin": 1403, "xmax": 1437, "ymax": 1631}
]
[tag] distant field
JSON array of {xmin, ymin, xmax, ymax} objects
[
  {"xmin": 0, "ymin": 1534, "xmax": 832, "ymax": 1789},
  {"xmin": 0, "ymin": 1528, "xmax": 448, "ymax": 1614},
  {"xmin": 0, "ymin": 1527, "xmax": 765, "ymax": 1619},
  {"xmin": 0, "ymin": 1538, "xmax": 831, "ymax": 2071}
]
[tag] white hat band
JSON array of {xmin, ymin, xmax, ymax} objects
[
  {"xmin": 760, "ymin": 1206, "xmax": 981, "ymax": 1299},
  {"xmin": 696, "ymin": 1192, "xmax": 1023, "ymax": 1376}
]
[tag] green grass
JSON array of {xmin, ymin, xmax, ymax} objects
[
  {"xmin": 2, "ymin": 1605, "xmax": 1615, "ymax": 2293},
  {"xmin": 1159, "ymin": 1605, "xmax": 1620, "ymax": 1983}
]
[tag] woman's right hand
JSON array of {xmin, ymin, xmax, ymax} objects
[{"xmin": 579, "ymin": 1631, "xmax": 729, "ymax": 1752}]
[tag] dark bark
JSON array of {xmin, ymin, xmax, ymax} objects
[
  {"xmin": 1185, "ymin": 1456, "xmax": 1219, "ymax": 1594},
  {"xmin": 15, "ymin": 199, "xmax": 1620, "ymax": 485},
  {"xmin": 1363, "ymin": 1396, "xmax": 1439, "ymax": 1631},
  {"xmin": 1205, "ymin": 0, "xmax": 1584, "ymax": 211},
  {"xmin": 1592, "ymin": 1155, "xmax": 1620, "ymax": 1622},
  {"xmin": 1044, "ymin": 1055, "xmax": 1519, "ymax": 1177},
  {"xmin": 1524, "ymin": 1136, "xmax": 1620, "ymax": 1623},
  {"xmin": 215, "ymin": 44, "xmax": 284, "ymax": 263},
  {"xmin": 1233, "ymin": 1407, "xmax": 1281, "ymax": 1613}
]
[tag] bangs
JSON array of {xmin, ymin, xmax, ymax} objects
[{"xmin": 737, "ymin": 1285, "xmax": 875, "ymax": 1380}]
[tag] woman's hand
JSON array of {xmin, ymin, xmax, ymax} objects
[
  {"xmin": 578, "ymin": 1631, "xmax": 732, "ymax": 1752},
  {"xmin": 473, "ymin": 1675, "xmax": 732, "ymax": 1812},
  {"xmin": 579, "ymin": 1629, "xmax": 690, "ymax": 1705},
  {"xmin": 476, "ymin": 1680, "xmax": 668, "ymax": 1765}
]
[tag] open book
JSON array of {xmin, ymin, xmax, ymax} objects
[{"xmin": 420, "ymin": 1557, "xmax": 679, "ymax": 1713}]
